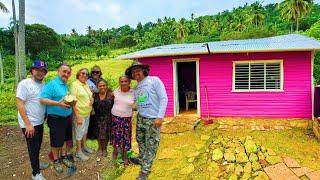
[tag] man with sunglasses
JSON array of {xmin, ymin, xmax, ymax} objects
[
  {"xmin": 16, "ymin": 59, "xmax": 49, "ymax": 180},
  {"xmin": 40, "ymin": 63, "xmax": 75, "ymax": 174}
]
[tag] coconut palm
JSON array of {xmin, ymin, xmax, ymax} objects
[
  {"xmin": 249, "ymin": 1, "xmax": 266, "ymax": 28},
  {"xmin": 175, "ymin": 19, "xmax": 187, "ymax": 42},
  {"xmin": 0, "ymin": 2, "xmax": 9, "ymax": 84},
  {"xmin": 0, "ymin": 1, "xmax": 9, "ymax": 13},
  {"xmin": 278, "ymin": 0, "xmax": 314, "ymax": 32},
  {"xmin": 18, "ymin": 0, "xmax": 26, "ymax": 79},
  {"xmin": 11, "ymin": 0, "xmax": 20, "ymax": 85}
]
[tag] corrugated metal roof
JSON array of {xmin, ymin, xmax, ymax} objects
[
  {"xmin": 117, "ymin": 43, "xmax": 208, "ymax": 60},
  {"xmin": 117, "ymin": 34, "xmax": 320, "ymax": 59},
  {"xmin": 208, "ymin": 34, "xmax": 320, "ymax": 53}
]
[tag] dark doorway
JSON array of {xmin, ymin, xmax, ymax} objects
[{"xmin": 177, "ymin": 61, "xmax": 197, "ymax": 114}]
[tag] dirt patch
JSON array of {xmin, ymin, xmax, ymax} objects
[{"xmin": 0, "ymin": 125, "xmax": 114, "ymax": 180}]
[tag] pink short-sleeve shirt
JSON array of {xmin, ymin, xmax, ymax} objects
[{"xmin": 111, "ymin": 88, "xmax": 134, "ymax": 117}]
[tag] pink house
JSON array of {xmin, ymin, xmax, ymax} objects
[{"xmin": 118, "ymin": 34, "xmax": 320, "ymax": 118}]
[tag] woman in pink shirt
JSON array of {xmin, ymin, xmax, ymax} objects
[{"xmin": 111, "ymin": 76, "xmax": 134, "ymax": 165}]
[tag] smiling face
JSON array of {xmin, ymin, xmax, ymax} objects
[
  {"xmin": 97, "ymin": 80, "xmax": 107, "ymax": 94},
  {"xmin": 119, "ymin": 76, "xmax": 130, "ymax": 91},
  {"xmin": 77, "ymin": 69, "xmax": 89, "ymax": 83},
  {"xmin": 58, "ymin": 65, "xmax": 72, "ymax": 82},
  {"xmin": 31, "ymin": 68, "xmax": 47, "ymax": 82},
  {"xmin": 131, "ymin": 66, "xmax": 145, "ymax": 82}
]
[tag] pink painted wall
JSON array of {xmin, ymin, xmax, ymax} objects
[
  {"xmin": 139, "ymin": 57, "xmax": 174, "ymax": 116},
  {"xmin": 139, "ymin": 51, "xmax": 312, "ymax": 118}
]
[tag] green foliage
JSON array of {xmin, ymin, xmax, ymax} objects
[
  {"xmin": 26, "ymin": 24, "xmax": 62, "ymax": 56},
  {"xmin": 306, "ymin": 20, "xmax": 320, "ymax": 39},
  {"xmin": 0, "ymin": 83, "xmax": 16, "ymax": 124}
]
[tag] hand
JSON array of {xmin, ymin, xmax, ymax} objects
[
  {"xmin": 58, "ymin": 101, "xmax": 71, "ymax": 108},
  {"xmin": 76, "ymin": 116, "xmax": 83, "ymax": 126},
  {"xmin": 154, "ymin": 118, "xmax": 163, "ymax": 128},
  {"xmin": 25, "ymin": 124, "xmax": 35, "ymax": 138}
]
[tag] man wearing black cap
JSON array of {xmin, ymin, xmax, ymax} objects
[
  {"xmin": 16, "ymin": 59, "xmax": 49, "ymax": 180},
  {"xmin": 125, "ymin": 62, "xmax": 168, "ymax": 180}
]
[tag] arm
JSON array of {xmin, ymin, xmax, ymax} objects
[
  {"xmin": 70, "ymin": 83, "xmax": 82, "ymax": 125},
  {"xmin": 16, "ymin": 97, "xmax": 34, "ymax": 138},
  {"xmin": 40, "ymin": 98, "xmax": 70, "ymax": 108},
  {"xmin": 154, "ymin": 78, "xmax": 168, "ymax": 127}
]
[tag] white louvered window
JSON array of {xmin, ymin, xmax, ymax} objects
[{"xmin": 233, "ymin": 61, "xmax": 283, "ymax": 91}]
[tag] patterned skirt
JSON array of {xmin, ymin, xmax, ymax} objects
[
  {"xmin": 94, "ymin": 115, "xmax": 111, "ymax": 141},
  {"xmin": 110, "ymin": 115, "xmax": 132, "ymax": 151}
]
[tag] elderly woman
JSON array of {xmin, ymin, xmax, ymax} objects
[
  {"xmin": 93, "ymin": 79, "xmax": 114, "ymax": 156},
  {"xmin": 111, "ymin": 76, "xmax": 134, "ymax": 165},
  {"xmin": 70, "ymin": 68, "xmax": 93, "ymax": 161}
]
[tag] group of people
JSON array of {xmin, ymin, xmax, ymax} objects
[{"xmin": 16, "ymin": 59, "xmax": 168, "ymax": 180}]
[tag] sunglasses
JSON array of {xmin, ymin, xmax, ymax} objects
[{"xmin": 92, "ymin": 71, "xmax": 101, "ymax": 74}]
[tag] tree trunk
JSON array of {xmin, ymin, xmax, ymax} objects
[
  {"xmin": 12, "ymin": 0, "xmax": 20, "ymax": 85},
  {"xmin": 0, "ymin": 52, "xmax": 4, "ymax": 85},
  {"xmin": 18, "ymin": 0, "xmax": 26, "ymax": 80},
  {"xmin": 291, "ymin": 23, "xmax": 293, "ymax": 33},
  {"xmin": 296, "ymin": 18, "xmax": 299, "ymax": 32}
]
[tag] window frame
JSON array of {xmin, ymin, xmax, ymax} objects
[{"xmin": 232, "ymin": 60, "xmax": 284, "ymax": 92}]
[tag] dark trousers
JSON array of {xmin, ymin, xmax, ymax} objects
[{"xmin": 21, "ymin": 124, "xmax": 43, "ymax": 176}]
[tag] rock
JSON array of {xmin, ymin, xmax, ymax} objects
[
  {"xmin": 229, "ymin": 174, "xmax": 238, "ymax": 180},
  {"xmin": 235, "ymin": 146, "xmax": 246, "ymax": 154},
  {"xmin": 241, "ymin": 172, "xmax": 251, "ymax": 180},
  {"xmin": 212, "ymin": 149, "xmax": 224, "ymax": 161},
  {"xmin": 257, "ymin": 151, "xmax": 265, "ymax": 160},
  {"xmin": 266, "ymin": 155, "xmax": 282, "ymax": 165},
  {"xmin": 235, "ymin": 164, "xmax": 244, "ymax": 176},
  {"xmin": 259, "ymin": 159, "xmax": 269, "ymax": 168},
  {"xmin": 249, "ymin": 153, "xmax": 259, "ymax": 162},
  {"xmin": 224, "ymin": 152, "xmax": 236, "ymax": 162},
  {"xmin": 236, "ymin": 152, "xmax": 249, "ymax": 163},
  {"xmin": 186, "ymin": 151, "xmax": 200, "ymax": 158},
  {"xmin": 267, "ymin": 148, "xmax": 276, "ymax": 156},
  {"xmin": 179, "ymin": 164, "xmax": 195, "ymax": 175},
  {"xmin": 244, "ymin": 140, "xmax": 258, "ymax": 154},
  {"xmin": 188, "ymin": 157, "xmax": 195, "ymax": 163},
  {"xmin": 252, "ymin": 161, "xmax": 262, "ymax": 171},
  {"xmin": 225, "ymin": 148, "xmax": 235, "ymax": 153},
  {"xmin": 207, "ymin": 162, "xmax": 220, "ymax": 173},
  {"xmin": 158, "ymin": 149, "xmax": 181, "ymax": 160},
  {"xmin": 243, "ymin": 162, "xmax": 252, "ymax": 173},
  {"xmin": 225, "ymin": 163, "xmax": 235, "ymax": 173},
  {"xmin": 253, "ymin": 171, "xmax": 269, "ymax": 180},
  {"xmin": 201, "ymin": 135, "xmax": 211, "ymax": 141},
  {"xmin": 261, "ymin": 146, "xmax": 267, "ymax": 153}
]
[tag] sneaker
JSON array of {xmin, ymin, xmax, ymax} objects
[
  {"xmin": 136, "ymin": 172, "xmax": 148, "ymax": 180},
  {"xmin": 129, "ymin": 157, "xmax": 140, "ymax": 165},
  {"xmin": 66, "ymin": 154, "xmax": 75, "ymax": 163},
  {"xmin": 83, "ymin": 146, "xmax": 94, "ymax": 154},
  {"xmin": 76, "ymin": 151, "xmax": 89, "ymax": 161},
  {"xmin": 32, "ymin": 173, "xmax": 46, "ymax": 180},
  {"xmin": 62, "ymin": 157, "xmax": 74, "ymax": 168},
  {"xmin": 53, "ymin": 160, "xmax": 63, "ymax": 174},
  {"xmin": 39, "ymin": 161, "xmax": 50, "ymax": 170}
]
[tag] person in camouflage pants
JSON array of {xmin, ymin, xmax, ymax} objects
[{"xmin": 125, "ymin": 62, "xmax": 168, "ymax": 180}]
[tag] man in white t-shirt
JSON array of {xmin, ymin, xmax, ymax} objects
[{"xmin": 16, "ymin": 59, "xmax": 49, "ymax": 180}]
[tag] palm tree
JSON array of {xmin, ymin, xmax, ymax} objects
[
  {"xmin": 249, "ymin": 1, "xmax": 266, "ymax": 28},
  {"xmin": 278, "ymin": 0, "xmax": 314, "ymax": 32},
  {"xmin": 11, "ymin": 0, "xmax": 20, "ymax": 85},
  {"xmin": 18, "ymin": 0, "xmax": 26, "ymax": 79},
  {"xmin": 175, "ymin": 19, "xmax": 187, "ymax": 42},
  {"xmin": 0, "ymin": 1, "xmax": 9, "ymax": 13},
  {"xmin": 86, "ymin": 26, "xmax": 92, "ymax": 36},
  {"xmin": 0, "ymin": 2, "xmax": 9, "ymax": 85}
]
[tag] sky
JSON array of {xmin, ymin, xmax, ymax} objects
[{"xmin": 1, "ymin": 0, "xmax": 320, "ymax": 34}]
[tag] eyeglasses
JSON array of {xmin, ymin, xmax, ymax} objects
[{"xmin": 92, "ymin": 71, "xmax": 101, "ymax": 75}]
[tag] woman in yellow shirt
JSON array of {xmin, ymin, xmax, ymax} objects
[{"xmin": 70, "ymin": 68, "xmax": 93, "ymax": 161}]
